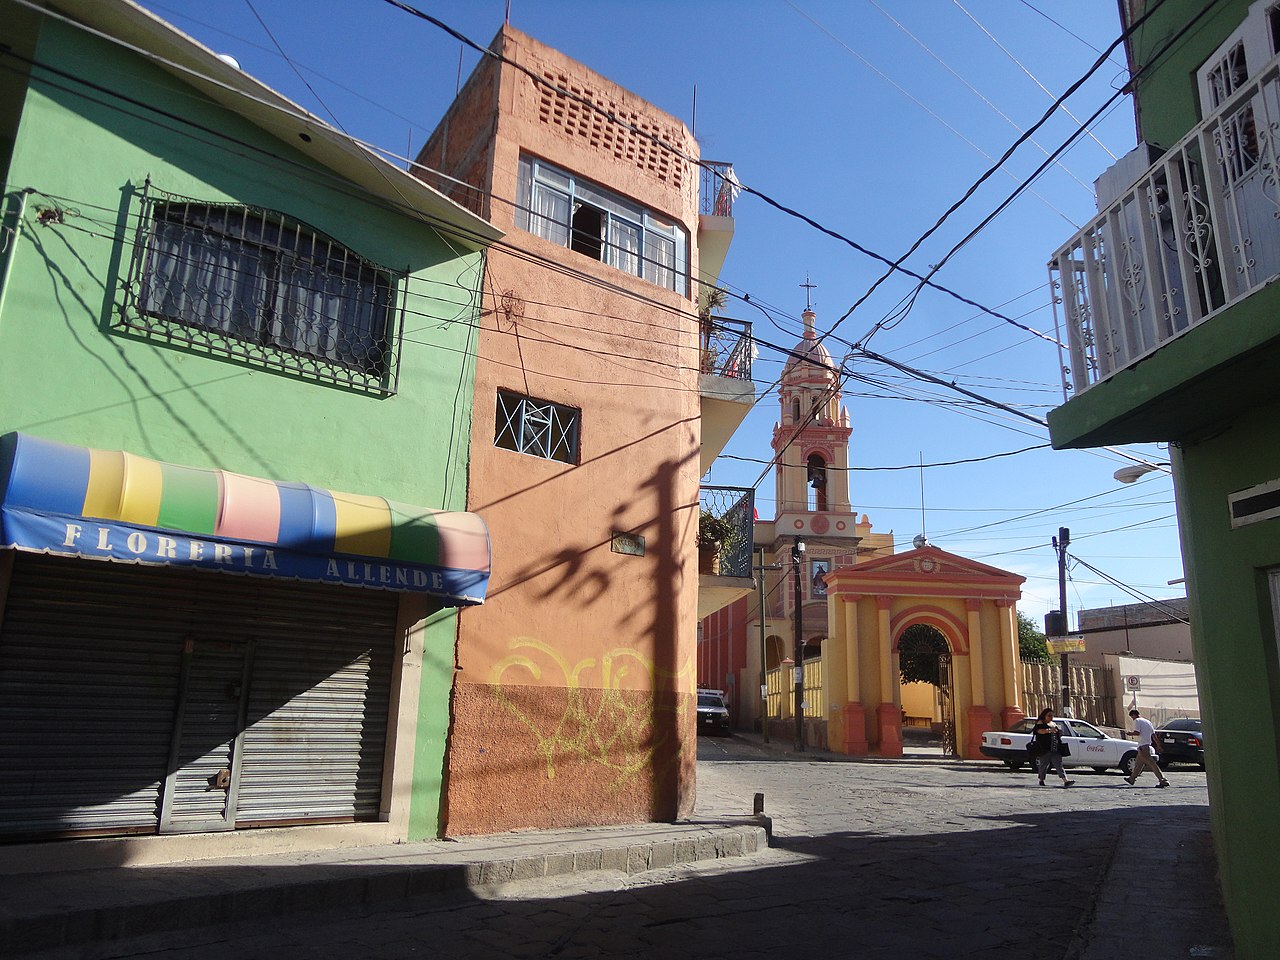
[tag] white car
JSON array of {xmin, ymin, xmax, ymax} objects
[{"xmin": 980, "ymin": 717, "xmax": 1139, "ymax": 777}]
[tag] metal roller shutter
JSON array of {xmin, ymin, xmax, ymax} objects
[{"xmin": 0, "ymin": 553, "xmax": 398, "ymax": 840}]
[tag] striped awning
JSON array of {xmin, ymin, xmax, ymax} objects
[{"xmin": 0, "ymin": 432, "xmax": 489, "ymax": 605}]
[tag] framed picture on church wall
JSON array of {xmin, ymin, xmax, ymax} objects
[{"xmin": 810, "ymin": 559, "xmax": 830, "ymax": 598}]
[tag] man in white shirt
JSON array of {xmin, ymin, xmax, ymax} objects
[{"xmin": 1125, "ymin": 708, "xmax": 1170, "ymax": 787}]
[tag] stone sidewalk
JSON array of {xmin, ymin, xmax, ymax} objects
[
  {"xmin": 2, "ymin": 821, "xmax": 769, "ymax": 957},
  {"xmin": 2, "ymin": 731, "xmax": 1234, "ymax": 959}
]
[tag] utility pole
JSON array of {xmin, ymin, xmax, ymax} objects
[
  {"xmin": 1052, "ymin": 526, "xmax": 1071, "ymax": 716},
  {"xmin": 755, "ymin": 549, "xmax": 783, "ymax": 744},
  {"xmin": 792, "ymin": 537, "xmax": 806, "ymax": 752}
]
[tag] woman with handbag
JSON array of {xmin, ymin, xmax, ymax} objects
[{"xmin": 1031, "ymin": 709, "xmax": 1075, "ymax": 788}]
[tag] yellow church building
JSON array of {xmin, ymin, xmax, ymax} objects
[{"xmin": 698, "ymin": 306, "xmax": 1028, "ymax": 758}]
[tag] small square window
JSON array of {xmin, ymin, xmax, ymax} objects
[{"xmin": 494, "ymin": 390, "xmax": 580, "ymax": 464}]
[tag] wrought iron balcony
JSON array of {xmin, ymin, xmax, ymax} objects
[
  {"xmin": 701, "ymin": 317, "xmax": 753, "ymax": 381},
  {"xmin": 700, "ymin": 162, "xmax": 739, "ymax": 218},
  {"xmin": 698, "ymin": 485, "xmax": 754, "ymax": 579},
  {"xmin": 1049, "ymin": 52, "xmax": 1280, "ymax": 398}
]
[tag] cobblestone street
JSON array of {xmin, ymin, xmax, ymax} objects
[{"xmin": 31, "ymin": 735, "xmax": 1231, "ymax": 960}]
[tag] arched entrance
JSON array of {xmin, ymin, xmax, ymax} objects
[
  {"xmin": 764, "ymin": 634, "xmax": 787, "ymax": 669},
  {"xmin": 897, "ymin": 624, "xmax": 957, "ymax": 756}
]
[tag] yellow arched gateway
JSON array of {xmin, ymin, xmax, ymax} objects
[{"xmin": 824, "ymin": 544, "xmax": 1026, "ymax": 759}]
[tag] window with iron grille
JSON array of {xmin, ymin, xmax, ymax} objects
[
  {"xmin": 515, "ymin": 154, "xmax": 688, "ymax": 295},
  {"xmin": 122, "ymin": 186, "xmax": 406, "ymax": 394},
  {"xmin": 494, "ymin": 390, "xmax": 580, "ymax": 464}
]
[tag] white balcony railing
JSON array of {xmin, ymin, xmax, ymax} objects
[{"xmin": 1049, "ymin": 52, "xmax": 1280, "ymax": 398}]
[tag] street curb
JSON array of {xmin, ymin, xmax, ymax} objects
[{"xmin": 4, "ymin": 824, "xmax": 768, "ymax": 957}]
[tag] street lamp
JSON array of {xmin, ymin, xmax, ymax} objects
[
  {"xmin": 1113, "ymin": 462, "xmax": 1171, "ymax": 484},
  {"xmin": 792, "ymin": 537, "xmax": 806, "ymax": 752}
]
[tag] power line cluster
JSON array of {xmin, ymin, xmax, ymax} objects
[{"xmin": 3, "ymin": 0, "xmax": 1193, "ymax": 607}]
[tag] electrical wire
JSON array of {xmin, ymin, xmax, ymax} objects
[
  {"xmin": 1067, "ymin": 553, "xmax": 1191, "ymax": 623},
  {"xmin": 837, "ymin": 0, "xmax": 1222, "ymax": 354},
  {"xmin": 825, "ymin": 0, "xmax": 1175, "ymax": 352},
  {"xmin": 950, "ymin": 0, "xmax": 1119, "ymax": 161},
  {"xmin": 9, "ymin": 5, "xmax": 1180, "ymax": 553},
  {"xmin": 718, "ymin": 443, "xmax": 1049, "ymax": 472}
]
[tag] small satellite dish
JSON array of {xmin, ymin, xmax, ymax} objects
[
  {"xmin": 216, "ymin": 53, "xmax": 241, "ymax": 70},
  {"xmin": 912, "ymin": 534, "xmax": 928, "ymax": 549}
]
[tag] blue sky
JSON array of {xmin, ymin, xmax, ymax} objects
[{"xmin": 138, "ymin": 0, "xmax": 1182, "ymax": 627}]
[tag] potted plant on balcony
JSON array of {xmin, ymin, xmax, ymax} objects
[
  {"xmin": 698, "ymin": 509, "xmax": 734, "ymax": 575},
  {"xmin": 698, "ymin": 285, "xmax": 728, "ymax": 374}
]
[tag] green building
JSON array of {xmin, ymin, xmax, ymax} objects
[
  {"xmin": 0, "ymin": 0, "xmax": 500, "ymax": 862},
  {"xmin": 1047, "ymin": 1, "xmax": 1280, "ymax": 954}
]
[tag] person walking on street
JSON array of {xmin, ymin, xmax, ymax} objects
[
  {"xmin": 1125, "ymin": 708, "xmax": 1170, "ymax": 787},
  {"xmin": 1031, "ymin": 709, "xmax": 1075, "ymax": 788}
]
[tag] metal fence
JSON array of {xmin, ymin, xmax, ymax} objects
[
  {"xmin": 1049, "ymin": 49, "xmax": 1280, "ymax": 398},
  {"xmin": 1021, "ymin": 660, "xmax": 1119, "ymax": 728},
  {"xmin": 764, "ymin": 657, "xmax": 825, "ymax": 719},
  {"xmin": 698, "ymin": 485, "xmax": 754, "ymax": 578},
  {"xmin": 702, "ymin": 317, "xmax": 753, "ymax": 381},
  {"xmin": 699, "ymin": 161, "xmax": 738, "ymax": 217}
]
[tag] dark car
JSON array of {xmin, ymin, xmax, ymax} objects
[
  {"xmin": 1156, "ymin": 717, "xmax": 1205, "ymax": 769},
  {"xmin": 696, "ymin": 689, "xmax": 731, "ymax": 735}
]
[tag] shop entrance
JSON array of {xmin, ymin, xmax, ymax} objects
[{"xmin": 159, "ymin": 638, "xmax": 253, "ymax": 833}]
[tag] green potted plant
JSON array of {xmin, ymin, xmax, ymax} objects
[
  {"xmin": 698, "ymin": 285, "xmax": 727, "ymax": 374},
  {"xmin": 698, "ymin": 509, "xmax": 734, "ymax": 574}
]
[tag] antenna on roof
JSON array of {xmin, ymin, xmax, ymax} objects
[{"xmin": 918, "ymin": 452, "xmax": 927, "ymax": 545}]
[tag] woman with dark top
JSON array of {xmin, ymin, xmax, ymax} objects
[{"xmin": 1031, "ymin": 708, "xmax": 1075, "ymax": 788}]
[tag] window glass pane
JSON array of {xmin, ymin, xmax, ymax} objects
[
  {"xmin": 577, "ymin": 179, "xmax": 642, "ymax": 222},
  {"xmin": 1068, "ymin": 720, "xmax": 1105, "ymax": 739},
  {"xmin": 531, "ymin": 184, "xmax": 571, "ymax": 247},
  {"xmin": 532, "ymin": 160, "xmax": 572, "ymax": 191},
  {"xmin": 609, "ymin": 218, "xmax": 642, "ymax": 275},
  {"xmin": 645, "ymin": 210, "xmax": 678, "ymax": 236},
  {"xmin": 643, "ymin": 230, "xmax": 675, "ymax": 289},
  {"xmin": 516, "ymin": 155, "xmax": 534, "ymax": 233}
]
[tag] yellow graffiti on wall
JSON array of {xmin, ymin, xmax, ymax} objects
[{"xmin": 490, "ymin": 637, "xmax": 695, "ymax": 788}]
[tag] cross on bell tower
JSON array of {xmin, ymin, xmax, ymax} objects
[{"xmin": 801, "ymin": 274, "xmax": 817, "ymax": 311}]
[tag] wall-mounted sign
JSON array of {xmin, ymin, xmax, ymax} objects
[
  {"xmin": 1229, "ymin": 477, "xmax": 1280, "ymax": 528},
  {"xmin": 610, "ymin": 531, "xmax": 645, "ymax": 556},
  {"xmin": 1046, "ymin": 635, "xmax": 1087, "ymax": 654},
  {"xmin": 1125, "ymin": 675, "xmax": 1142, "ymax": 690}
]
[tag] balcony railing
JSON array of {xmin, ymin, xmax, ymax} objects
[
  {"xmin": 700, "ymin": 162, "xmax": 739, "ymax": 217},
  {"xmin": 1049, "ymin": 52, "xmax": 1280, "ymax": 398},
  {"xmin": 701, "ymin": 317, "xmax": 753, "ymax": 381},
  {"xmin": 699, "ymin": 485, "xmax": 754, "ymax": 578}
]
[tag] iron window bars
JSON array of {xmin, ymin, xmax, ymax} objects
[
  {"xmin": 121, "ymin": 183, "xmax": 407, "ymax": 395},
  {"xmin": 494, "ymin": 390, "xmax": 580, "ymax": 464}
]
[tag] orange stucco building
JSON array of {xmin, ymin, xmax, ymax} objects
[{"xmin": 418, "ymin": 27, "xmax": 750, "ymax": 833}]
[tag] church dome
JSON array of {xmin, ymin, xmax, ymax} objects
[{"xmin": 782, "ymin": 309, "xmax": 835, "ymax": 381}]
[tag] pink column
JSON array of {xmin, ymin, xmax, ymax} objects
[
  {"xmin": 843, "ymin": 702, "xmax": 868, "ymax": 755},
  {"xmin": 966, "ymin": 705, "xmax": 992, "ymax": 759},
  {"xmin": 1001, "ymin": 705, "xmax": 1026, "ymax": 730},
  {"xmin": 877, "ymin": 702, "xmax": 903, "ymax": 758}
]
